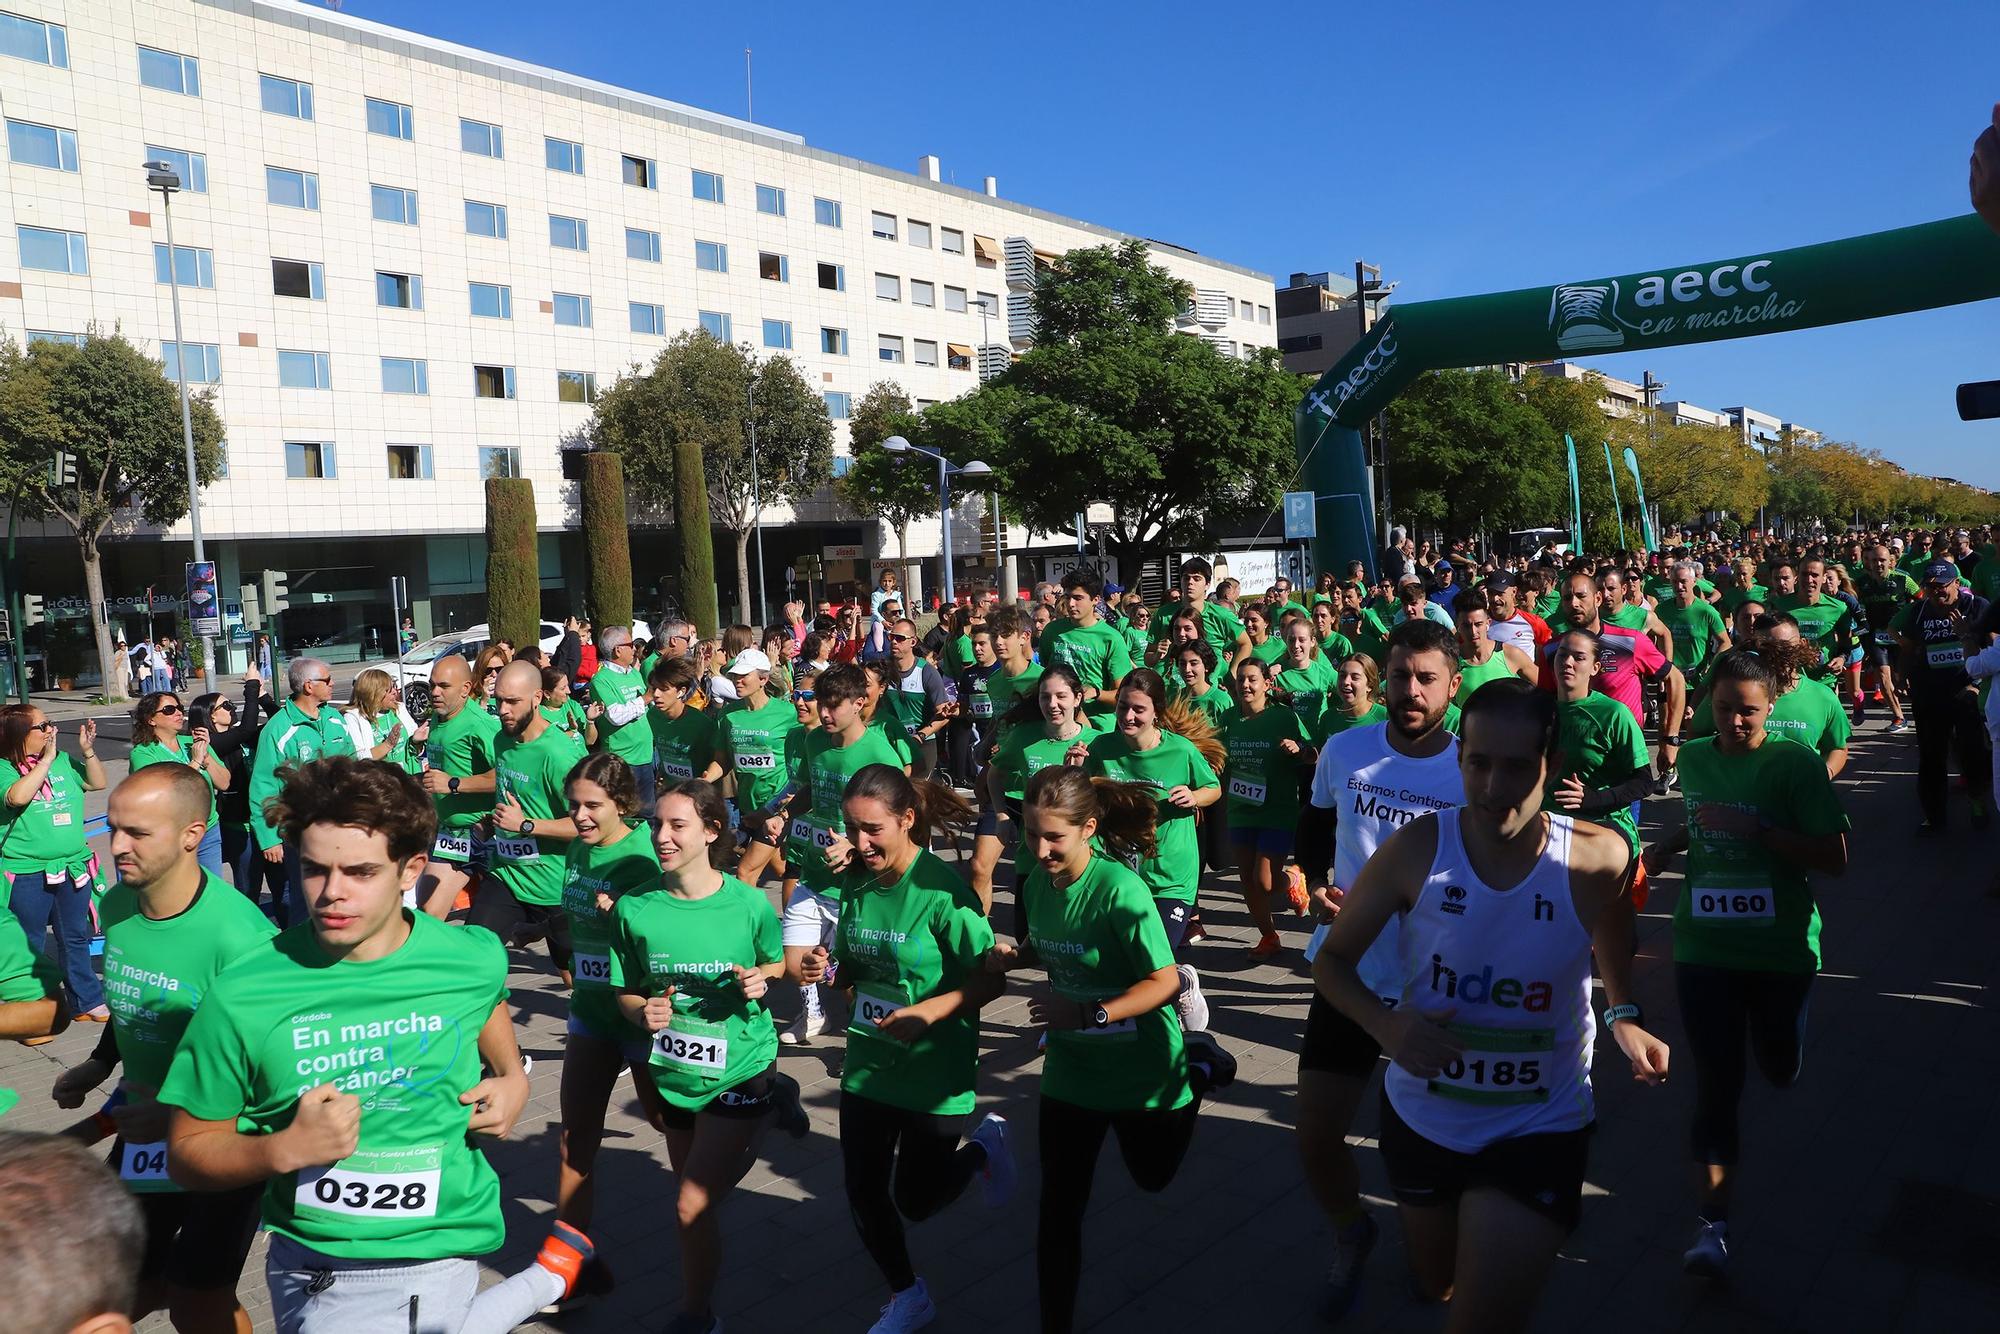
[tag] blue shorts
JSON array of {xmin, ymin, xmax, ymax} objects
[
  {"xmin": 1229, "ymin": 824, "xmax": 1294, "ymax": 858},
  {"xmin": 976, "ymin": 808, "xmax": 1000, "ymax": 837}
]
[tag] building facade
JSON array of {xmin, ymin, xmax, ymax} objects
[{"xmin": 0, "ymin": 0, "xmax": 1274, "ymax": 671}]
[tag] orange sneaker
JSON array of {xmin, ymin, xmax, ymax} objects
[
  {"xmin": 1248, "ymin": 931, "xmax": 1283, "ymax": 961},
  {"xmin": 1282, "ymin": 865, "xmax": 1311, "ymax": 916},
  {"xmin": 535, "ymin": 1222, "xmax": 595, "ymax": 1300}
]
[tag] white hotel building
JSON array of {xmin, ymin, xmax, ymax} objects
[{"xmin": 1, "ymin": 0, "xmax": 1274, "ymax": 666}]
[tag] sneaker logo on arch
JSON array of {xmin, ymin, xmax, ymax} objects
[
  {"xmin": 1550, "ymin": 283, "xmax": 1626, "ymax": 352},
  {"xmin": 1547, "ymin": 258, "xmax": 1805, "ymax": 352},
  {"xmin": 1440, "ymin": 884, "xmax": 1468, "ymax": 916}
]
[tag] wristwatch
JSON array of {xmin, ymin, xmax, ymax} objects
[
  {"xmin": 520, "ymin": 819, "xmax": 536, "ymax": 837},
  {"xmin": 1602, "ymin": 1003, "xmax": 1643, "ymax": 1029},
  {"xmin": 1089, "ymin": 1003, "xmax": 1111, "ymax": 1029},
  {"xmin": 447, "ymin": 775, "xmax": 461, "ymax": 794}
]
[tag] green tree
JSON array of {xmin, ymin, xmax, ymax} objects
[
  {"xmin": 0, "ymin": 332, "xmax": 221, "ymax": 701},
  {"xmin": 1384, "ymin": 368, "xmax": 1555, "ymax": 537},
  {"xmin": 837, "ymin": 382, "xmax": 936, "ymax": 577},
  {"xmin": 578, "ymin": 451, "xmax": 632, "ymax": 632},
  {"xmin": 484, "ymin": 478, "xmax": 539, "ymax": 648},
  {"xmin": 1519, "ymin": 371, "xmax": 1627, "ymax": 551}
]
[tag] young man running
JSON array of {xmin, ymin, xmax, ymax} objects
[
  {"xmin": 248, "ymin": 657, "xmax": 355, "ymax": 925},
  {"xmin": 965, "ymin": 608, "xmax": 1044, "ymax": 909},
  {"xmin": 1892, "ymin": 560, "xmax": 1993, "ymax": 832},
  {"xmin": 1293, "ymin": 619, "xmax": 1465, "ymax": 1319},
  {"xmin": 1148, "ymin": 557, "xmax": 1251, "ymax": 671},
  {"xmin": 1452, "ymin": 588, "xmax": 1537, "ymax": 705},
  {"xmin": 52, "ymin": 765, "xmax": 276, "ymax": 1334},
  {"xmin": 413, "ymin": 653, "xmax": 501, "ymax": 919},
  {"xmin": 1317, "ymin": 680, "xmax": 1667, "ymax": 1330},
  {"xmin": 1041, "ymin": 568, "xmax": 1134, "ymax": 716},
  {"xmin": 1855, "ymin": 542, "xmax": 1918, "ymax": 732},
  {"xmin": 1772, "ymin": 557, "xmax": 1857, "ymax": 684},
  {"xmin": 1549, "ymin": 572, "xmax": 1686, "ymax": 792},
  {"xmin": 1657, "ymin": 560, "xmax": 1732, "ymax": 704},
  {"xmin": 159, "ymin": 757, "xmax": 594, "ymax": 1332}
]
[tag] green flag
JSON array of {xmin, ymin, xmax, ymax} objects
[
  {"xmin": 1565, "ymin": 435, "xmax": 1583, "ymax": 552},
  {"xmin": 1622, "ymin": 447, "xmax": 1658, "ymax": 552},
  {"xmin": 1603, "ymin": 440, "xmax": 1629, "ymax": 551}
]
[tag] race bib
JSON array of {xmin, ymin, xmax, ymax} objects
[
  {"xmin": 1427, "ymin": 1024, "xmax": 1554, "ymax": 1104},
  {"xmin": 494, "ymin": 837, "xmax": 537, "ymax": 862},
  {"xmin": 1927, "ymin": 642, "xmax": 1965, "ymax": 669},
  {"xmin": 971, "ymin": 697, "xmax": 994, "ymax": 718},
  {"xmin": 572, "ymin": 952, "xmax": 612, "ymax": 985},
  {"xmin": 1075, "ymin": 1017, "xmax": 1138, "ymax": 1037},
  {"xmin": 119, "ymin": 1140, "xmax": 171, "ymax": 1186},
  {"xmin": 661, "ymin": 760, "xmax": 695, "ymax": 781},
  {"xmin": 1689, "ymin": 885, "xmax": 1775, "ymax": 922},
  {"xmin": 296, "ymin": 1163, "xmax": 440, "ymax": 1219},
  {"xmin": 652, "ymin": 1026, "xmax": 727, "ymax": 1071},
  {"xmin": 432, "ymin": 831, "xmax": 473, "ymax": 860},
  {"xmin": 788, "ymin": 818, "xmax": 840, "ymax": 851},
  {"xmin": 1228, "ymin": 774, "xmax": 1267, "ymax": 805},
  {"xmin": 850, "ymin": 989, "xmax": 903, "ymax": 1033},
  {"xmin": 52, "ymin": 811, "xmax": 72, "ymax": 827},
  {"xmin": 736, "ymin": 752, "xmax": 779, "ymax": 772},
  {"xmin": 1872, "ymin": 630, "xmax": 1897, "ymax": 647}
]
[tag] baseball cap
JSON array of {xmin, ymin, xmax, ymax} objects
[
  {"xmin": 1104, "ymin": 582, "xmax": 1125, "ymax": 596},
  {"xmin": 725, "ymin": 648, "xmax": 772, "ymax": 675},
  {"xmin": 1484, "ymin": 571, "xmax": 1519, "ymax": 592},
  {"xmin": 1923, "ymin": 560, "xmax": 1959, "ymax": 586}
]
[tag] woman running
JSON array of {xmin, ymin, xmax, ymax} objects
[
  {"xmin": 702, "ymin": 650, "xmax": 800, "ymax": 889},
  {"xmin": 1275, "ymin": 614, "xmax": 1340, "ymax": 739},
  {"xmin": 611, "ymin": 779, "xmax": 807, "ymax": 1334},
  {"xmin": 1322, "ymin": 653, "xmax": 1387, "ymax": 737},
  {"xmin": 984, "ymin": 767, "xmax": 1236, "ymax": 1334},
  {"xmin": 648, "ymin": 656, "xmax": 718, "ymax": 786},
  {"xmin": 1240, "ymin": 603, "xmax": 1286, "ymax": 666},
  {"xmin": 795, "ymin": 764, "xmax": 1011, "ymax": 1334},
  {"xmin": 338, "ymin": 667, "xmax": 418, "ymax": 772},
  {"xmin": 1221, "ymin": 658, "xmax": 1313, "ymax": 960},
  {"xmin": 127, "ymin": 689, "xmax": 232, "ymax": 874},
  {"xmin": 472, "ymin": 644, "xmax": 508, "ymax": 714},
  {"xmin": 988, "ymin": 666, "xmax": 1097, "ymax": 895},
  {"xmin": 1687, "ymin": 614, "xmax": 1850, "ymax": 779},
  {"xmin": 1172, "ymin": 639, "xmax": 1235, "ymax": 728}
]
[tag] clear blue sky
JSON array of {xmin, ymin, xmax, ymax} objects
[{"xmin": 340, "ymin": 0, "xmax": 2000, "ymax": 486}]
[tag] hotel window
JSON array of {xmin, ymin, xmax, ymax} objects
[
  {"xmin": 277, "ymin": 350, "xmax": 331, "ymax": 389},
  {"xmin": 371, "ymin": 184, "xmax": 419, "ymax": 226},
  {"xmin": 266, "ymin": 166, "xmax": 319, "ymax": 210},
  {"xmin": 622, "ymin": 154, "xmax": 656, "ymax": 189},
  {"xmin": 473, "ymin": 364, "xmax": 517, "ymax": 399},
  {"xmin": 878, "ymin": 335, "xmax": 904, "ymax": 364},
  {"xmin": 552, "ymin": 292, "xmax": 592, "ymax": 327},
  {"xmin": 386, "ymin": 444, "xmax": 433, "ymax": 479},
  {"xmin": 259, "ymin": 74, "xmax": 313, "ymax": 120},
  {"xmin": 366, "ymin": 96, "xmax": 413, "ymax": 140},
  {"xmin": 549, "ymin": 214, "xmax": 588, "ymax": 251},
  {"xmin": 460, "ymin": 118, "xmax": 503, "ymax": 158},
  {"xmin": 631, "ymin": 302, "xmax": 666, "ymax": 335},
  {"xmin": 381, "ymin": 357, "xmax": 429, "ymax": 395},
  {"xmin": 153, "ymin": 243, "xmax": 213, "ymax": 288},
  {"xmin": 626, "ymin": 227, "xmax": 661, "ymax": 262},
  {"xmin": 871, "ymin": 211, "xmax": 896, "ymax": 240},
  {"xmin": 469, "ymin": 282, "xmax": 512, "ymax": 319},
  {"xmin": 557, "ymin": 370, "xmax": 597, "ymax": 404},
  {"xmin": 814, "ymin": 197, "xmax": 841, "ymax": 228},
  {"xmin": 545, "ymin": 136, "xmax": 583, "ymax": 174},
  {"xmin": 18, "ymin": 225, "xmax": 86, "ymax": 274},
  {"xmin": 465, "ymin": 200, "xmax": 508, "ymax": 238},
  {"xmin": 285, "ymin": 442, "xmax": 334, "ymax": 479},
  {"xmin": 698, "ymin": 311, "xmax": 732, "ymax": 342},
  {"xmin": 138, "ymin": 46, "xmax": 199, "ymax": 96},
  {"xmin": 272, "ymin": 259, "xmax": 323, "ymax": 300},
  {"xmin": 144, "ymin": 145, "xmax": 206, "ymax": 192},
  {"xmin": 1, "ymin": 11, "xmax": 67, "ymax": 66},
  {"xmin": 692, "ymin": 169, "xmax": 724, "ymax": 203},
  {"xmin": 6, "ymin": 119, "xmax": 77, "ymax": 172},
  {"xmin": 762, "ymin": 319, "xmax": 793, "ymax": 350},
  {"xmin": 756, "ymin": 184, "xmax": 786, "ymax": 216}
]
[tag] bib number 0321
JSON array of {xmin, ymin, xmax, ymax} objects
[
  {"xmin": 296, "ymin": 1165, "xmax": 440, "ymax": 1218},
  {"xmin": 653, "ymin": 1028, "xmax": 727, "ymax": 1070},
  {"xmin": 572, "ymin": 952, "xmax": 612, "ymax": 984}
]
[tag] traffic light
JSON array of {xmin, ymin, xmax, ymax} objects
[
  {"xmin": 261, "ymin": 569, "xmax": 290, "ymax": 615},
  {"xmin": 21, "ymin": 593, "xmax": 44, "ymax": 629},
  {"xmin": 240, "ymin": 584, "xmax": 262, "ymax": 629},
  {"xmin": 55, "ymin": 452, "xmax": 76, "ymax": 486}
]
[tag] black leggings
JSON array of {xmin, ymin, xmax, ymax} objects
[
  {"xmin": 1675, "ymin": 962, "xmax": 1813, "ymax": 1171},
  {"xmin": 1038, "ymin": 1093, "xmax": 1202, "ymax": 1334},
  {"xmin": 1914, "ymin": 687, "xmax": 1988, "ymax": 824},
  {"xmin": 839, "ymin": 1091, "xmax": 985, "ymax": 1292}
]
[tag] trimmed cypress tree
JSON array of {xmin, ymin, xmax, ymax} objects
[
  {"xmin": 485, "ymin": 477, "xmax": 540, "ymax": 647},
  {"xmin": 579, "ymin": 452, "xmax": 633, "ymax": 631},
  {"xmin": 674, "ymin": 436, "xmax": 718, "ymax": 638}
]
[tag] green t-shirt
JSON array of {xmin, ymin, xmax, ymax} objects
[
  {"xmin": 540, "ymin": 700, "xmax": 587, "ymax": 747},
  {"xmin": 866, "ymin": 712, "xmax": 916, "ymax": 768},
  {"xmin": 128, "ymin": 735, "xmax": 219, "ymax": 833},
  {"xmin": 1855, "ymin": 571, "xmax": 1919, "ymax": 639},
  {"xmin": 1771, "ymin": 593, "xmax": 1854, "ymax": 676},
  {"xmin": 608, "ymin": 875, "xmax": 781, "ymax": 1109},
  {"xmin": 424, "ymin": 703, "xmax": 502, "ymax": 852},
  {"xmin": 1453, "ymin": 649, "xmax": 1515, "ymax": 707},
  {"xmin": 1689, "ymin": 679, "xmax": 1851, "ymax": 759},
  {"xmin": 491, "ymin": 723, "xmax": 586, "ymax": 906},
  {"xmin": 792, "ymin": 727, "xmax": 908, "ymax": 890},
  {"xmin": 991, "ymin": 720, "xmax": 1103, "ymax": 802},
  {"xmin": 1323, "ymin": 700, "xmax": 1388, "ymax": 737},
  {"xmin": 0, "ymin": 750, "xmax": 90, "ymax": 876},
  {"xmin": 1534, "ymin": 591, "xmax": 1563, "ymax": 621},
  {"xmin": 1274, "ymin": 654, "xmax": 1340, "ymax": 740},
  {"xmin": 249, "ymin": 699, "xmax": 356, "ymax": 850},
  {"xmin": 1549, "ymin": 693, "xmax": 1648, "ymax": 856},
  {"xmin": 1042, "ymin": 616, "xmax": 1134, "ymax": 714},
  {"xmin": 1657, "ymin": 597, "xmax": 1728, "ymax": 682},
  {"xmin": 984, "ymin": 663, "xmax": 1044, "ymax": 723},
  {"xmin": 1148, "ymin": 600, "xmax": 1244, "ymax": 664},
  {"xmin": 563, "ymin": 830, "xmax": 664, "ymax": 1041},
  {"xmin": 1181, "ymin": 684, "xmax": 1235, "ymax": 731},
  {"xmin": 1221, "ymin": 704, "xmax": 1312, "ymax": 829},
  {"xmin": 1247, "ymin": 635, "xmax": 1286, "ymax": 666},
  {"xmin": 1318, "ymin": 629, "xmax": 1356, "ymax": 665},
  {"xmin": 650, "ymin": 706, "xmax": 717, "ymax": 784},
  {"xmin": 362, "ymin": 709, "xmax": 418, "ymax": 775},
  {"xmin": 158, "ymin": 913, "xmax": 511, "ymax": 1260},
  {"xmin": 717, "ymin": 697, "xmax": 800, "ymax": 810},
  {"xmin": 590, "ymin": 662, "xmax": 653, "ymax": 764},
  {"xmin": 1084, "ymin": 730, "xmax": 1218, "ymax": 903},
  {"xmin": 1670, "ymin": 736, "xmax": 1850, "ymax": 973},
  {"xmin": 1718, "ymin": 582, "xmax": 1769, "ymax": 615},
  {"xmin": 833, "ymin": 850, "xmax": 995, "ymax": 1116},
  {"xmin": 1023, "ymin": 854, "xmax": 1190, "ymax": 1112}
]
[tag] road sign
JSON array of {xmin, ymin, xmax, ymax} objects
[{"xmin": 1283, "ymin": 491, "xmax": 1317, "ymax": 541}]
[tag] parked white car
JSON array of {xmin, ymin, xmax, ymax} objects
[{"xmin": 371, "ymin": 619, "xmax": 652, "ymax": 719}]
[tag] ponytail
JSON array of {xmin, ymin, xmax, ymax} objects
[
  {"xmin": 1023, "ymin": 766, "xmax": 1158, "ymax": 865},
  {"xmin": 843, "ymin": 763, "xmax": 976, "ymax": 845}
]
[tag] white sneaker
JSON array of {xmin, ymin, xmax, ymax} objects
[
  {"xmin": 1175, "ymin": 963, "xmax": 1209, "ymax": 1033},
  {"xmin": 1682, "ymin": 1218, "xmax": 1729, "ymax": 1277},
  {"xmin": 868, "ymin": 1278, "xmax": 937, "ymax": 1333},
  {"xmin": 802, "ymin": 1008, "xmax": 830, "ymax": 1039},
  {"xmin": 969, "ymin": 1113, "xmax": 1016, "ymax": 1208},
  {"xmin": 777, "ymin": 1013, "xmax": 805, "ymax": 1046}
]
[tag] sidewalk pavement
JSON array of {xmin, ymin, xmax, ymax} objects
[{"xmin": 2, "ymin": 709, "xmax": 1993, "ymax": 1332}]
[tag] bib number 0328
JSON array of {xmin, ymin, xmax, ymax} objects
[
  {"xmin": 572, "ymin": 952, "xmax": 612, "ymax": 984},
  {"xmin": 296, "ymin": 1165, "xmax": 440, "ymax": 1218}
]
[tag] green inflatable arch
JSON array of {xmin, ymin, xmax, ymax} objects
[{"xmin": 1296, "ymin": 213, "xmax": 2000, "ymax": 577}]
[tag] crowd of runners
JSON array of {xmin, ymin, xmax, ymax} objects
[{"xmin": 3, "ymin": 518, "xmax": 1994, "ymax": 1333}]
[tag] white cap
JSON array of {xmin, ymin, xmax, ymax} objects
[{"xmin": 725, "ymin": 648, "xmax": 772, "ymax": 675}]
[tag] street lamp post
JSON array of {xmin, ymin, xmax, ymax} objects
[
  {"xmin": 882, "ymin": 436, "xmax": 989, "ymax": 606},
  {"xmin": 748, "ymin": 378, "xmax": 768, "ymax": 627},
  {"xmin": 146, "ymin": 160, "xmax": 217, "ymax": 680}
]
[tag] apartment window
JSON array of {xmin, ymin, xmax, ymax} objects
[
  {"xmin": 545, "ymin": 136, "xmax": 583, "ymax": 174},
  {"xmin": 756, "ymin": 184, "xmax": 785, "ymax": 216},
  {"xmin": 26, "ymin": 330, "xmax": 83, "ymax": 346},
  {"xmin": 1, "ymin": 11, "xmax": 67, "ymax": 66},
  {"xmin": 698, "ymin": 311, "xmax": 732, "ymax": 342},
  {"xmin": 7, "ymin": 119, "xmax": 77, "ymax": 172},
  {"xmin": 975, "ymin": 290, "xmax": 998, "ymax": 313},
  {"xmin": 386, "ymin": 444, "xmax": 432, "ymax": 480},
  {"xmin": 1239, "ymin": 300, "xmax": 1254, "ymax": 320},
  {"xmin": 145, "ymin": 145, "xmax": 206, "ymax": 193},
  {"xmin": 911, "ymin": 280, "xmax": 935, "ymax": 308},
  {"xmin": 381, "ymin": 357, "xmax": 429, "ymax": 395},
  {"xmin": 692, "ymin": 169, "xmax": 724, "ymax": 203},
  {"xmin": 622, "ymin": 154, "xmax": 655, "ymax": 189},
  {"xmin": 626, "ymin": 227, "xmax": 661, "ymax": 263},
  {"xmin": 870, "ymin": 211, "xmax": 897, "ymax": 240},
  {"xmin": 366, "ymin": 96, "xmax": 413, "ymax": 140},
  {"xmin": 946, "ymin": 344, "xmax": 972, "ymax": 371},
  {"xmin": 943, "ymin": 286, "xmax": 968, "ymax": 313},
  {"xmin": 549, "ymin": 214, "xmax": 588, "ymax": 251},
  {"xmin": 874, "ymin": 272, "xmax": 900, "ymax": 302},
  {"xmin": 260, "ymin": 74, "xmax": 314, "ymax": 120},
  {"xmin": 460, "ymin": 117, "xmax": 503, "ymax": 158},
  {"xmin": 464, "ymin": 200, "xmax": 507, "ymax": 238},
  {"xmin": 18, "ymin": 225, "xmax": 86, "ymax": 274},
  {"xmin": 153, "ymin": 243, "xmax": 214, "ymax": 289},
  {"xmin": 878, "ymin": 335, "xmax": 904, "ymax": 364},
  {"xmin": 973, "ymin": 235, "xmax": 1000, "ymax": 267},
  {"xmin": 817, "ymin": 262, "xmax": 845, "ymax": 292},
  {"xmin": 630, "ymin": 302, "xmax": 665, "ymax": 335},
  {"xmin": 814, "ymin": 197, "xmax": 841, "ymax": 228},
  {"xmin": 277, "ymin": 350, "xmax": 330, "ymax": 389},
  {"xmin": 266, "ymin": 165, "xmax": 319, "ymax": 210},
  {"xmin": 272, "ymin": 258, "xmax": 323, "ymax": 300},
  {"xmin": 138, "ymin": 46, "xmax": 200, "ymax": 96},
  {"xmin": 286, "ymin": 442, "xmax": 334, "ymax": 480},
  {"xmin": 695, "ymin": 240, "xmax": 727, "ymax": 273},
  {"xmin": 371, "ymin": 184, "xmax": 419, "ymax": 225},
  {"xmin": 160, "ymin": 341, "xmax": 220, "ymax": 384},
  {"xmin": 553, "ymin": 292, "xmax": 591, "ymax": 327},
  {"xmin": 375, "ymin": 270, "xmax": 422, "ymax": 309},
  {"xmin": 941, "ymin": 227, "xmax": 965, "ymax": 256},
  {"xmin": 758, "ymin": 252, "xmax": 789, "ymax": 283},
  {"xmin": 473, "ymin": 364, "xmax": 516, "ymax": 399},
  {"xmin": 1257, "ymin": 304, "xmax": 1271, "ymax": 325},
  {"xmin": 908, "ymin": 220, "xmax": 932, "ymax": 250},
  {"xmin": 762, "ymin": 319, "xmax": 793, "ymax": 350},
  {"xmin": 480, "ymin": 446, "xmax": 522, "ymax": 479},
  {"xmin": 914, "ymin": 339, "xmax": 939, "ymax": 368},
  {"xmin": 469, "ymin": 281, "xmax": 512, "ymax": 319},
  {"xmin": 824, "ymin": 391, "xmax": 851, "ymax": 419},
  {"xmin": 557, "ymin": 370, "xmax": 597, "ymax": 404},
  {"xmin": 820, "ymin": 327, "xmax": 848, "ymax": 356}
]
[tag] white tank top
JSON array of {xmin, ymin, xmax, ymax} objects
[{"xmin": 1384, "ymin": 810, "xmax": 1596, "ymax": 1153}]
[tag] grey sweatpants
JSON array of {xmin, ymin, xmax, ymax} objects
[{"xmin": 267, "ymin": 1234, "xmax": 563, "ymax": 1334}]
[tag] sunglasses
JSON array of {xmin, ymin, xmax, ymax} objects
[
  {"xmin": 155, "ymin": 703, "xmax": 184, "ymax": 716},
  {"xmin": 888, "ymin": 633, "xmax": 915, "ymax": 644},
  {"xmin": 29, "ymin": 721, "xmax": 56, "ymax": 733},
  {"xmin": 792, "ymin": 689, "xmax": 816, "ymax": 702},
  {"xmin": 313, "ymin": 676, "xmax": 333, "ymax": 685}
]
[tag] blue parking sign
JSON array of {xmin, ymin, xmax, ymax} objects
[{"xmin": 1282, "ymin": 491, "xmax": 1316, "ymax": 541}]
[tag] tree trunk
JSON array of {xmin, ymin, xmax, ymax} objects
[
  {"xmin": 734, "ymin": 525, "xmax": 754, "ymax": 628},
  {"xmin": 896, "ymin": 520, "xmax": 912, "ymax": 608},
  {"xmin": 81, "ymin": 530, "xmax": 127, "ymax": 701}
]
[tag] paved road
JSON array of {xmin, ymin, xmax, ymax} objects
[{"xmin": 2, "ymin": 709, "xmax": 1994, "ymax": 1333}]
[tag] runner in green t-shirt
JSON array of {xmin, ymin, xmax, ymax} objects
[
  {"xmin": 1641, "ymin": 649, "xmax": 1848, "ymax": 1284},
  {"xmin": 1146, "ymin": 557, "xmax": 1251, "ymax": 670},
  {"xmin": 988, "ymin": 665, "xmax": 1097, "ymax": 807},
  {"xmin": 702, "ymin": 651, "xmax": 800, "ymax": 889},
  {"xmin": 1312, "ymin": 599, "xmax": 1357, "ymax": 667},
  {"xmin": 1170, "ymin": 640, "xmax": 1236, "ymax": 730},
  {"xmin": 1855, "ymin": 542, "xmax": 1919, "ymax": 732},
  {"xmin": 794, "ymin": 764, "xmax": 1010, "ymax": 1330},
  {"xmin": 1321, "ymin": 653, "xmax": 1387, "ymax": 738},
  {"xmin": 612, "ymin": 779, "xmax": 803, "ymax": 1331},
  {"xmin": 412, "ymin": 654, "xmax": 502, "ymax": 919},
  {"xmin": 476, "ymin": 661, "xmax": 586, "ymax": 983},
  {"xmin": 1240, "ymin": 603, "xmax": 1287, "ymax": 670},
  {"xmin": 859, "ymin": 660, "xmax": 920, "ymax": 769},
  {"xmin": 127, "ymin": 691, "xmax": 232, "ymax": 876},
  {"xmin": 983, "ymin": 765, "xmax": 1236, "ymax": 1334},
  {"xmin": 1222, "ymin": 659, "xmax": 1312, "ymax": 961},
  {"xmin": 646, "ymin": 656, "xmax": 718, "ymax": 787},
  {"xmin": 1687, "ymin": 620, "xmax": 1849, "ymax": 777},
  {"xmin": 1770, "ymin": 558, "xmax": 1855, "ymax": 681},
  {"xmin": 1273, "ymin": 619, "xmax": 1341, "ymax": 740},
  {"xmin": 585, "ymin": 626, "xmax": 655, "ymax": 804},
  {"xmin": 1545, "ymin": 628, "xmax": 1652, "ymax": 864},
  {"xmin": 1657, "ymin": 562, "xmax": 1732, "ymax": 692},
  {"xmin": 1043, "ymin": 570, "xmax": 1135, "ymax": 716},
  {"xmin": 158, "ymin": 756, "xmax": 596, "ymax": 1328},
  {"xmin": 1717, "ymin": 560, "xmax": 1768, "ymax": 617}
]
